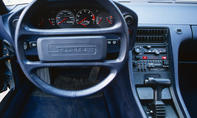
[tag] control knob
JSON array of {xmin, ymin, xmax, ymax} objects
[{"xmin": 135, "ymin": 46, "xmax": 142, "ymax": 54}]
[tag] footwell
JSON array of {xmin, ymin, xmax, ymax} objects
[{"xmin": 19, "ymin": 92, "xmax": 110, "ymax": 118}]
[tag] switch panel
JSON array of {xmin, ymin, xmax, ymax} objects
[{"xmin": 133, "ymin": 43, "xmax": 170, "ymax": 72}]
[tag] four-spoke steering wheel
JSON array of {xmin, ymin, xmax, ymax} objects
[{"xmin": 15, "ymin": 0, "xmax": 129, "ymax": 97}]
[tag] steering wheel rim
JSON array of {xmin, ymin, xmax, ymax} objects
[{"xmin": 15, "ymin": 0, "xmax": 129, "ymax": 97}]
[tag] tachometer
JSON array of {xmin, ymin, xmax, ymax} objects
[
  {"xmin": 56, "ymin": 10, "xmax": 75, "ymax": 28},
  {"xmin": 76, "ymin": 9, "xmax": 95, "ymax": 27}
]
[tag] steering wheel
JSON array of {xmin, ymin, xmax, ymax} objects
[{"xmin": 15, "ymin": 0, "xmax": 129, "ymax": 97}]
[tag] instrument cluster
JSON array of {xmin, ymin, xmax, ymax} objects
[{"xmin": 33, "ymin": 8, "xmax": 113, "ymax": 28}]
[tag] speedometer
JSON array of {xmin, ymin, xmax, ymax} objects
[
  {"xmin": 56, "ymin": 10, "xmax": 75, "ymax": 28},
  {"xmin": 76, "ymin": 9, "xmax": 95, "ymax": 27}
]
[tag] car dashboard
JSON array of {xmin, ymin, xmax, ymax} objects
[{"xmin": 0, "ymin": 0, "xmax": 197, "ymax": 118}]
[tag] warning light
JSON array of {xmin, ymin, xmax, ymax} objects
[
  {"xmin": 162, "ymin": 56, "xmax": 167, "ymax": 60},
  {"xmin": 142, "ymin": 56, "xmax": 148, "ymax": 60}
]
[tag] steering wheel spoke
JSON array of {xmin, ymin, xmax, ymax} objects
[
  {"xmin": 24, "ymin": 59, "xmax": 122, "ymax": 73},
  {"xmin": 20, "ymin": 23, "xmax": 122, "ymax": 37}
]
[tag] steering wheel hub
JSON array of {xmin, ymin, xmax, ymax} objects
[{"xmin": 37, "ymin": 36, "xmax": 107, "ymax": 61}]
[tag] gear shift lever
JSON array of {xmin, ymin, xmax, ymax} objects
[{"xmin": 145, "ymin": 77, "xmax": 171, "ymax": 118}]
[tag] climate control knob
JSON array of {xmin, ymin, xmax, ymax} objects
[
  {"xmin": 135, "ymin": 46, "xmax": 142, "ymax": 54},
  {"xmin": 154, "ymin": 49, "xmax": 160, "ymax": 55}
]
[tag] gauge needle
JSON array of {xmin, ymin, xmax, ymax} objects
[
  {"xmin": 106, "ymin": 17, "xmax": 112, "ymax": 24},
  {"xmin": 57, "ymin": 18, "xmax": 67, "ymax": 25},
  {"xmin": 78, "ymin": 17, "xmax": 87, "ymax": 24},
  {"xmin": 81, "ymin": 24, "xmax": 87, "ymax": 27},
  {"xmin": 97, "ymin": 18, "xmax": 102, "ymax": 24},
  {"xmin": 48, "ymin": 19, "xmax": 53, "ymax": 25},
  {"xmin": 78, "ymin": 17, "xmax": 87, "ymax": 27}
]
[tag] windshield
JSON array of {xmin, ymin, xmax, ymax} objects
[
  {"xmin": 2, "ymin": 0, "xmax": 197, "ymax": 5},
  {"xmin": 3, "ymin": 0, "xmax": 33, "ymax": 6}
]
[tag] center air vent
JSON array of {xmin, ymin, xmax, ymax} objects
[{"xmin": 136, "ymin": 27, "xmax": 169, "ymax": 43}]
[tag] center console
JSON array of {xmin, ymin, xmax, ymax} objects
[
  {"xmin": 133, "ymin": 28, "xmax": 171, "ymax": 84},
  {"xmin": 131, "ymin": 27, "xmax": 178, "ymax": 118}
]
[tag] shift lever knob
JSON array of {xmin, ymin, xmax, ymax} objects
[{"xmin": 144, "ymin": 77, "xmax": 171, "ymax": 87}]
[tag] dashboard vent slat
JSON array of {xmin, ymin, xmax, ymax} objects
[{"xmin": 136, "ymin": 27, "xmax": 169, "ymax": 43}]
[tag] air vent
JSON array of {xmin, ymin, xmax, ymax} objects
[
  {"xmin": 136, "ymin": 27, "xmax": 169, "ymax": 43},
  {"xmin": 155, "ymin": 103, "xmax": 166, "ymax": 117}
]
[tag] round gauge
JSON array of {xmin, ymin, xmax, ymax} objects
[
  {"xmin": 76, "ymin": 9, "xmax": 95, "ymax": 27},
  {"xmin": 56, "ymin": 10, "xmax": 75, "ymax": 28},
  {"xmin": 48, "ymin": 18, "xmax": 56, "ymax": 26},
  {"xmin": 96, "ymin": 13, "xmax": 113, "ymax": 27}
]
